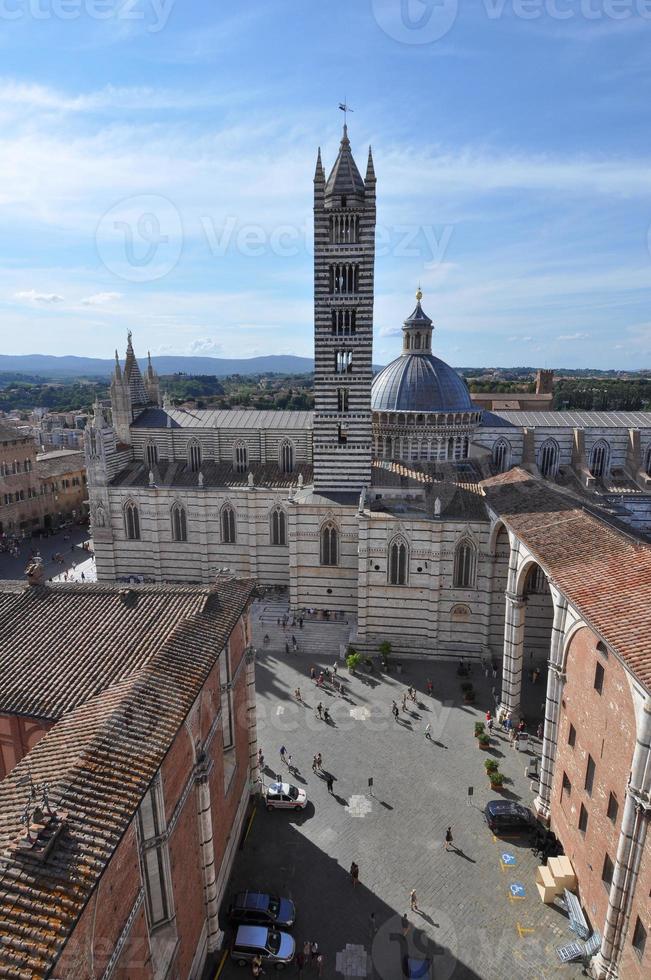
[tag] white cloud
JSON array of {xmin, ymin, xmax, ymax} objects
[
  {"xmin": 557, "ymin": 332, "xmax": 590, "ymax": 341},
  {"xmin": 187, "ymin": 337, "xmax": 223, "ymax": 356},
  {"xmin": 508, "ymin": 335, "xmax": 533, "ymax": 342},
  {"xmin": 81, "ymin": 292, "xmax": 122, "ymax": 306},
  {"xmin": 14, "ymin": 290, "xmax": 64, "ymax": 304},
  {"xmin": 378, "ymin": 326, "xmax": 403, "ymax": 338}
]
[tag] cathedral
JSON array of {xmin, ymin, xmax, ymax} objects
[{"xmin": 85, "ymin": 125, "xmax": 651, "ymax": 662}]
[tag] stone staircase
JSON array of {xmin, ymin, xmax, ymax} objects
[{"xmin": 251, "ymin": 592, "xmax": 354, "ymax": 661}]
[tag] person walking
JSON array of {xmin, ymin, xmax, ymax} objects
[
  {"xmin": 316, "ymin": 752, "xmax": 322, "ymax": 770},
  {"xmin": 392, "ymin": 703, "xmax": 399, "ymax": 722},
  {"xmin": 280, "ymin": 745, "xmax": 287, "ymax": 765},
  {"xmin": 303, "ymin": 940, "xmax": 310, "ymax": 962},
  {"xmin": 287, "ymin": 754, "xmax": 293, "ymax": 772},
  {"xmin": 426, "ymin": 678, "xmax": 433, "ymax": 696},
  {"xmin": 294, "ymin": 687, "xmax": 302, "ymax": 701},
  {"xmin": 285, "ymin": 641, "xmax": 290, "ymax": 655},
  {"xmin": 424, "ymin": 723, "xmax": 432, "ymax": 740},
  {"xmin": 350, "ymin": 861, "xmax": 359, "ymax": 887},
  {"xmin": 316, "ymin": 702, "xmax": 323, "ymax": 719},
  {"xmin": 316, "ymin": 953, "xmax": 324, "ymax": 977},
  {"xmin": 299, "ymin": 616, "xmax": 304, "ymax": 629},
  {"xmin": 445, "ymin": 826, "xmax": 454, "ymax": 851},
  {"xmin": 332, "ymin": 661, "xmax": 338, "ymax": 677},
  {"xmin": 401, "ymin": 912, "xmax": 410, "ymax": 935},
  {"xmin": 401, "ymin": 692, "xmax": 407, "ymax": 712},
  {"xmin": 410, "ymin": 889, "xmax": 418, "ymax": 911},
  {"xmin": 310, "ymin": 941, "xmax": 319, "ymax": 964},
  {"xmin": 310, "ymin": 666, "xmax": 316, "ymax": 682},
  {"xmin": 323, "ymin": 706, "xmax": 330, "ymax": 723},
  {"xmin": 485, "ymin": 709, "xmax": 492, "ymax": 723},
  {"xmin": 258, "ymin": 748, "xmax": 264, "ymax": 770},
  {"xmin": 292, "ymin": 634, "xmax": 297, "ymax": 651},
  {"xmin": 487, "ymin": 716, "xmax": 494, "ymax": 733},
  {"xmin": 326, "ymin": 773, "xmax": 334, "ymax": 794},
  {"xmin": 312, "ymin": 755, "xmax": 318, "ymax": 773}
]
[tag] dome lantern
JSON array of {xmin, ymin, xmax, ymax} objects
[{"xmin": 402, "ymin": 288, "xmax": 433, "ymax": 354}]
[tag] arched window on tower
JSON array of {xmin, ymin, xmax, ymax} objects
[
  {"xmin": 414, "ymin": 332, "xmax": 421, "ymax": 350},
  {"xmin": 124, "ymin": 501, "xmax": 140, "ymax": 541},
  {"xmin": 270, "ymin": 507, "xmax": 287, "ymax": 546},
  {"xmin": 388, "ymin": 537, "xmax": 408, "ymax": 585},
  {"xmin": 279, "ymin": 440, "xmax": 294, "ymax": 474},
  {"xmin": 221, "ymin": 504, "xmax": 236, "ymax": 544},
  {"xmin": 233, "ymin": 442, "xmax": 248, "ymax": 474},
  {"xmin": 492, "ymin": 438, "xmax": 511, "ymax": 474},
  {"xmin": 538, "ymin": 438, "xmax": 559, "ymax": 478},
  {"xmin": 146, "ymin": 442, "xmax": 158, "ymax": 469},
  {"xmin": 171, "ymin": 502, "xmax": 187, "ymax": 542},
  {"xmin": 589, "ymin": 440, "xmax": 611, "ymax": 479},
  {"xmin": 453, "ymin": 538, "xmax": 477, "ymax": 588},
  {"xmin": 320, "ymin": 522, "xmax": 338, "ymax": 566},
  {"xmin": 187, "ymin": 439, "xmax": 202, "ymax": 473}
]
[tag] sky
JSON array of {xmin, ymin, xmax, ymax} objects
[{"xmin": 1, "ymin": 0, "xmax": 651, "ymax": 369}]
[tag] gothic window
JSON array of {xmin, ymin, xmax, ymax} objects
[
  {"xmin": 171, "ymin": 503, "xmax": 187, "ymax": 542},
  {"xmin": 337, "ymin": 388, "xmax": 349, "ymax": 412},
  {"xmin": 453, "ymin": 538, "xmax": 476, "ymax": 588},
  {"xmin": 589, "ymin": 440, "xmax": 610, "ymax": 479},
  {"xmin": 334, "ymin": 350, "xmax": 353, "ymax": 374},
  {"xmin": 270, "ymin": 507, "xmax": 287, "ymax": 546},
  {"xmin": 538, "ymin": 438, "xmax": 559, "ymax": 478},
  {"xmin": 329, "ymin": 263, "xmax": 359, "ymax": 295},
  {"xmin": 124, "ymin": 501, "xmax": 140, "ymax": 540},
  {"xmin": 187, "ymin": 439, "xmax": 202, "ymax": 473},
  {"xmin": 492, "ymin": 438, "xmax": 510, "ymax": 473},
  {"xmin": 234, "ymin": 442, "xmax": 248, "ymax": 474},
  {"xmin": 145, "ymin": 442, "xmax": 158, "ymax": 468},
  {"xmin": 320, "ymin": 522, "xmax": 338, "ymax": 566},
  {"xmin": 221, "ymin": 504, "xmax": 236, "ymax": 544},
  {"xmin": 138, "ymin": 779, "xmax": 172, "ymax": 928},
  {"xmin": 279, "ymin": 440, "xmax": 294, "ymax": 474},
  {"xmin": 388, "ymin": 537, "xmax": 408, "ymax": 585}
]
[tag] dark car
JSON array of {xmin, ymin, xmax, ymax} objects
[
  {"xmin": 229, "ymin": 891, "xmax": 296, "ymax": 929},
  {"xmin": 484, "ymin": 800, "xmax": 537, "ymax": 835}
]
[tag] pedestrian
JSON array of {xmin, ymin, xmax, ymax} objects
[
  {"xmin": 426, "ymin": 678, "xmax": 433, "ymax": 696},
  {"xmin": 410, "ymin": 686, "xmax": 417, "ymax": 702},
  {"xmin": 332, "ymin": 660, "xmax": 338, "ymax": 677},
  {"xmin": 312, "ymin": 755, "xmax": 318, "ymax": 772},
  {"xmin": 401, "ymin": 692, "xmax": 407, "ymax": 712},
  {"xmin": 80, "ymin": 571, "xmax": 85, "ymax": 582},
  {"xmin": 401, "ymin": 912, "xmax": 410, "ymax": 935},
  {"xmin": 285, "ymin": 641, "xmax": 290, "ymax": 655},
  {"xmin": 369, "ymin": 912, "xmax": 377, "ymax": 937},
  {"xmin": 299, "ymin": 616, "xmax": 304, "ymax": 628},
  {"xmin": 445, "ymin": 826, "xmax": 454, "ymax": 851},
  {"xmin": 287, "ymin": 754, "xmax": 293, "ymax": 771},
  {"xmin": 310, "ymin": 941, "xmax": 319, "ymax": 963},
  {"xmin": 316, "ymin": 953, "xmax": 324, "ymax": 977},
  {"xmin": 323, "ymin": 706, "xmax": 330, "ymax": 723},
  {"xmin": 392, "ymin": 704, "xmax": 399, "ymax": 722},
  {"xmin": 280, "ymin": 745, "xmax": 287, "ymax": 764},
  {"xmin": 316, "ymin": 702, "xmax": 323, "ymax": 719},
  {"xmin": 518, "ymin": 719, "xmax": 526, "ymax": 734},
  {"xmin": 492, "ymin": 660, "xmax": 498, "ymax": 679},
  {"xmin": 326, "ymin": 774, "xmax": 334, "ymax": 794},
  {"xmin": 316, "ymin": 752, "xmax": 322, "ymax": 770},
  {"xmin": 294, "ymin": 687, "xmax": 302, "ymax": 701},
  {"xmin": 258, "ymin": 748, "xmax": 264, "ymax": 770},
  {"xmin": 263, "ymin": 633, "xmax": 270, "ymax": 646},
  {"xmin": 350, "ymin": 861, "xmax": 359, "ymax": 887},
  {"xmin": 303, "ymin": 940, "xmax": 310, "ymax": 962},
  {"xmin": 310, "ymin": 666, "xmax": 316, "ymax": 682},
  {"xmin": 410, "ymin": 889, "xmax": 418, "ymax": 911},
  {"xmin": 424, "ymin": 723, "xmax": 432, "ymax": 740},
  {"xmin": 485, "ymin": 709, "xmax": 492, "ymax": 723},
  {"xmin": 487, "ymin": 717, "xmax": 494, "ymax": 733},
  {"xmin": 537, "ymin": 722, "xmax": 544, "ymax": 740},
  {"xmin": 292, "ymin": 634, "xmax": 297, "ymax": 650},
  {"xmin": 317, "ymin": 672, "xmax": 324, "ymax": 687}
]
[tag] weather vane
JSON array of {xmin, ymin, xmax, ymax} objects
[{"xmin": 338, "ymin": 101, "xmax": 354, "ymax": 126}]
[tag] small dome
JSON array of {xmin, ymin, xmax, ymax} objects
[{"xmin": 371, "ymin": 353, "xmax": 473, "ymax": 413}]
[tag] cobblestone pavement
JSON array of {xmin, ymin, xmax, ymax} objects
[{"xmin": 219, "ymin": 643, "xmax": 586, "ymax": 980}]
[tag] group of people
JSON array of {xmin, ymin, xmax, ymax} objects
[{"xmin": 295, "ymin": 940, "xmax": 323, "ymax": 977}]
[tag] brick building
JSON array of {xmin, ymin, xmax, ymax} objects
[
  {"xmin": 0, "ymin": 422, "xmax": 41, "ymax": 537},
  {"xmin": 0, "ymin": 571, "xmax": 257, "ymax": 979},
  {"xmin": 37, "ymin": 448, "xmax": 88, "ymax": 529}
]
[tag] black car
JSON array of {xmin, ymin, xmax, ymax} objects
[
  {"xmin": 484, "ymin": 800, "xmax": 537, "ymax": 835},
  {"xmin": 229, "ymin": 891, "xmax": 296, "ymax": 929}
]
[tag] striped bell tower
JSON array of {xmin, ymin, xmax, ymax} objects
[{"xmin": 313, "ymin": 125, "xmax": 376, "ymax": 492}]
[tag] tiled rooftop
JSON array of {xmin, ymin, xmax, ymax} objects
[
  {"xmin": 36, "ymin": 449, "xmax": 85, "ymax": 479},
  {"xmin": 110, "ymin": 459, "xmax": 313, "ymax": 490},
  {"xmin": 0, "ymin": 577, "xmax": 254, "ymax": 979},
  {"xmin": 481, "ymin": 468, "xmax": 651, "ymax": 691},
  {"xmin": 131, "ymin": 407, "xmax": 313, "ymax": 430},
  {"xmin": 483, "ymin": 409, "xmax": 651, "ymax": 428},
  {"xmin": 0, "ymin": 580, "xmax": 248, "ymax": 721}
]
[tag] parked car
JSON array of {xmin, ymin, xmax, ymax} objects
[
  {"xmin": 230, "ymin": 925, "xmax": 295, "ymax": 969},
  {"xmin": 484, "ymin": 799, "xmax": 537, "ymax": 835},
  {"xmin": 264, "ymin": 781, "xmax": 307, "ymax": 811},
  {"xmin": 229, "ymin": 891, "xmax": 296, "ymax": 929}
]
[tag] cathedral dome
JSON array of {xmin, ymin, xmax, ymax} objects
[{"xmin": 371, "ymin": 291, "xmax": 473, "ymax": 414}]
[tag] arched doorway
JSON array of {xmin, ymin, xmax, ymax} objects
[{"xmin": 518, "ymin": 562, "xmax": 554, "ymax": 729}]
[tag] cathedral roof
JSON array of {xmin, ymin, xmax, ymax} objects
[
  {"xmin": 324, "ymin": 125, "xmax": 365, "ymax": 203},
  {"xmin": 372, "ymin": 352, "xmax": 474, "ymax": 414}
]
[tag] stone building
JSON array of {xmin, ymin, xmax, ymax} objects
[
  {"xmin": 0, "ymin": 421, "xmax": 41, "ymax": 537},
  {"xmin": 0, "ymin": 572, "xmax": 256, "ymax": 979}
]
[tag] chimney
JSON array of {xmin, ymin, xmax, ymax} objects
[{"xmin": 25, "ymin": 556, "xmax": 46, "ymax": 587}]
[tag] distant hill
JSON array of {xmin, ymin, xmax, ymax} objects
[{"xmin": 0, "ymin": 353, "xmax": 316, "ymax": 379}]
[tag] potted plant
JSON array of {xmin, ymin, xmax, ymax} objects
[
  {"xmin": 379, "ymin": 640, "xmax": 392, "ymax": 671},
  {"xmin": 478, "ymin": 733, "xmax": 490, "ymax": 750},
  {"xmin": 484, "ymin": 758, "xmax": 499, "ymax": 774},
  {"xmin": 461, "ymin": 682, "xmax": 475, "ymax": 704},
  {"xmin": 489, "ymin": 770, "xmax": 505, "ymax": 790},
  {"xmin": 346, "ymin": 649, "xmax": 362, "ymax": 673},
  {"xmin": 364, "ymin": 656, "xmax": 374, "ymax": 673},
  {"xmin": 474, "ymin": 722, "xmax": 485, "ymax": 739}
]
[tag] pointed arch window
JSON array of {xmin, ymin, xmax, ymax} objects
[
  {"xmin": 280, "ymin": 440, "xmax": 294, "ymax": 474},
  {"xmin": 146, "ymin": 442, "xmax": 158, "ymax": 469},
  {"xmin": 221, "ymin": 504, "xmax": 236, "ymax": 544},
  {"xmin": 492, "ymin": 438, "xmax": 511, "ymax": 474},
  {"xmin": 124, "ymin": 501, "xmax": 140, "ymax": 541},
  {"xmin": 538, "ymin": 438, "xmax": 559, "ymax": 478},
  {"xmin": 171, "ymin": 502, "xmax": 187, "ymax": 542},
  {"xmin": 233, "ymin": 442, "xmax": 248, "ymax": 474},
  {"xmin": 453, "ymin": 538, "xmax": 477, "ymax": 588},
  {"xmin": 270, "ymin": 507, "xmax": 287, "ymax": 546},
  {"xmin": 320, "ymin": 522, "xmax": 338, "ymax": 566},
  {"xmin": 388, "ymin": 537, "xmax": 408, "ymax": 585},
  {"xmin": 188, "ymin": 440, "xmax": 202, "ymax": 473},
  {"xmin": 589, "ymin": 440, "xmax": 610, "ymax": 479}
]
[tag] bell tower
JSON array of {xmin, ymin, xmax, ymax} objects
[{"xmin": 313, "ymin": 125, "xmax": 375, "ymax": 492}]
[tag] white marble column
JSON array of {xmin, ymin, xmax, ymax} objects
[
  {"xmin": 534, "ymin": 595, "xmax": 568, "ymax": 820},
  {"xmin": 592, "ymin": 699, "xmax": 651, "ymax": 979},
  {"xmin": 499, "ymin": 591, "xmax": 526, "ymax": 718}
]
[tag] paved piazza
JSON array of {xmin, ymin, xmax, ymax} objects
[{"xmin": 220, "ymin": 624, "xmax": 585, "ymax": 980}]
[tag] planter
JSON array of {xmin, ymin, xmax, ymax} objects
[
  {"xmin": 478, "ymin": 740, "xmax": 490, "ymax": 750},
  {"xmin": 464, "ymin": 694, "xmax": 475, "ymax": 704},
  {"xmin": 490, "ymin": 781, "xmax": 504, "ymax": 791}
]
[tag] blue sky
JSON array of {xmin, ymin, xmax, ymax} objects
[{"xmin": 1, "ymin": 0, "xmax": 651, "ymax": 369}]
